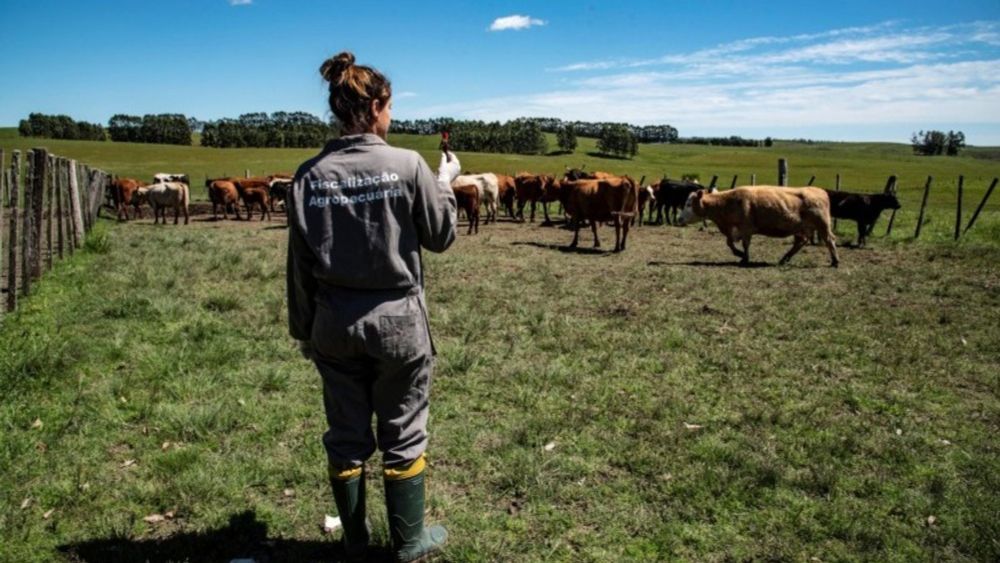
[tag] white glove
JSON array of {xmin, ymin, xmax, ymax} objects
[{"xmin": 438, "ymin": 151, "xmax": 461, "ymax": 186}]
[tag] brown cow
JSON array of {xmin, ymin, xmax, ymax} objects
[
  {"xmin": 110, "ymin": 178, "xmax": 146, "ymax": 221},
  {"xmin": 557, "ymin": 176, "xmax": 638, "ymax": 252},
  {"xmin": 452, "ymin": 184, "xmax": 480, "ymax": 234},
  {"xmin": 206, "ymin": 179, "xmax": 243, "ymax": 220},
  {"xmin": 235, "ymin": 180, "xmax": 271, "ymax": 221},
  {"xmin": 678, "ymin": 186, "xmax": 839, "ymax": 267},
  {"xmin": 495, "ymin": 173, "xmax": 517, "ymax": 217},
  {"xmin": 514, "ymin": 173, "xmax": 555, "ymax": 223}
]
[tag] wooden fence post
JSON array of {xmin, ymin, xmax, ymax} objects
[
  {"xmin": 6, "ymin": 151, "xmax": 20, "ymax": 312},
  {"xmin": 45, "ymin": 154, "xmax": 55, "ymax": 272},
  {"xmin": 833, "ymin": 174, "xmax": 841, "ymax": 232},
  {"xmin": 56, "ymin": 158, "xmax": 65, "ymax": 260},
  {"xmin": 21, "ymin": 150, "xmax": 35, "ymax": 296},
  {"xmin": 28, "ymin": 149, "xmax": 48, "ymax": 282},
  {"xmin": 914, "ymin": 176, "xmax": 932, "ymax": 239},
  {"xmin": 750, "ymin": 173, "xmax": 756, "ymax": 186},
  {"xmin": 964, "ymin": 177, "xmax": 998, "ymax": 235},
  {"xmin": 708, "ymin": 175, "xmax": 718, "ymax": 190},
  {"xmin": 68, "ymin": 159, "xmax": 84, "ymax": 248},
  {"xmin": 885, "ymin": 175, "xmax": 899, "ymax": 236},
  {"xmin": 245, "ymin": 169, "xmax": 250, "ymax": 179},
  {"xmin": 62, "ymin": 160, "xmax": 74, "ymax": 256},
  {"xmin": 778, "ymin": 159, "xmax": 788, "ymax": 186},
  {"xmin": 807, "ymin": 175, "xmax": 816, "ymax": 186},
  {"xmin": 0, "ymin": 150, "xmax": 5, "ymax": 312},
  {"xmin": 955, "ymin": 175, "xmax": 964, "ymax": 241},
  {"xmin": 730, "ymin": 175, "xmax": 738, "ymax": 189}
]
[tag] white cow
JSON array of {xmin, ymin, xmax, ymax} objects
[
  {"xmin": 453, "ymin": 173, "xmax": 499, "ymax": 224},
  {"xmin": 147, "ymin": 182, "xmax": 190, "ymax": 225}
]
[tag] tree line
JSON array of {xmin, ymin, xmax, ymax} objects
[
  {"xmin": 911, "ymin": 130, "xmax": 965, "ymax": 156},
  {"xmin": 441, "ymin": 119, "xmax": 549, "ymax": 155},
  {"xmin": 391, "ymin": 117, "xmax": 679, "ymax": 144},
  {"xmin": 200, "ymin": 112, "xmax": 335, "ymax": 148},
  {"xmin": 108, "ymin": 114, "xmax": 192, "ymax": 145},
  {"xmin": 18, "ymin": 113, "xmax": 106, "ymax": 141}
]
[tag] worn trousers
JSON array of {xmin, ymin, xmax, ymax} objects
[{"xmin": 311, "ymin": 285, "xmax": 435, "ymax": 468}]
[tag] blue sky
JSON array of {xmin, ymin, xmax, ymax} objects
[{"xmin": 1, "ymin": 1, "xmax": 999, "ymax": 143}]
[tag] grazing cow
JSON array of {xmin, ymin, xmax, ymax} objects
[
  {"xmin": 495, "ymin": 173, "xmax": 517, "ymax": 217},
  {"xmin": 514, "ymin": 173, "xmax": 555, "ymax": 223},
  {"xmin": 268, "ymin": 178, "xmax": 292, "ymax": 212},
  {"xmin": 653, "ymin": 178, "xmax": 702, "ymax": 225},
  {"xmin": 153, "ymin": 173, "xmax": 190, "ymax": 185},
  {"xmin": 678, "ymin": 186, "xmax": 839, "ymax": 267},
  {"xmin": 235, "ymin": 180, "xmax": 271, "ymax": 221},
  {"xmin": 452, "ymin": 184, "xmax": 481, "ymax": 234},
  {"xmin": 132, "ymin": 186, "xmax": 149, "ymax": 218},
  {"xmin": 824, "ymin": 190, "xmax": 901, "ymax": 247},
  {"xmin": 110, "ymin": 178, "xmax": 146, "ymax": 221},
  {"xmin": 453, "ymin": 173, "xmax": 499, "ymax": 224},
  {"xmin": 147, "ymin": 182, "xmax": 190, "ymax": 225},
  {"xmin": 206, "ymin": 179, "xmax": 243, "ymax": 220},
  {"xmin": 557, "ymin": 176, "xmax": 639, "ymax": 252}
]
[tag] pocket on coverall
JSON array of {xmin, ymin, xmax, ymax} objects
[{"xmin": 378, "ymin": 314, "xmax": 426, "ymax": 361}]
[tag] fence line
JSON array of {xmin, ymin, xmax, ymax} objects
[{"xmin": 1, "ymin": 147, "xmax": 111, "ymax": 317}]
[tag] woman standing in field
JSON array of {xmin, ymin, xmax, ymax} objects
[{"xmin": 286, "ymin": 51, "xmax": 459, "ymax": 561}]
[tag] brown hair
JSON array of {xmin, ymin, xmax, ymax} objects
[{"xmin": 320, "ymin": 51, "xmax": 391, "ymax": 133}]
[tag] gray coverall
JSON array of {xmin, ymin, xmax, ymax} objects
[{"xmin": 287, "ymin": 133, "xmax": 457, "ymax": 468}]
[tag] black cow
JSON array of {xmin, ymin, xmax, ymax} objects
[
  {"xmin": 653, "ymin": 179, "xmax": 702, "ymax": 225},
  {"xmin": 824, "ymin": 190, "xmax": 900, "ymax": 247}
]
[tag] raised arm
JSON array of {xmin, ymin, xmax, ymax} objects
[{"xmin": 412, "ymin": 151, "xmax": 460, "ymax": 253}]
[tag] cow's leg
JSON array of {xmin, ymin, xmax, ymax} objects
[
  {"xmin": 740, "ymin": 234, "xmax": 753, "ymax": 265},
  {"xmin": 614, "ymin": 218, "xmax": 623, "ymax": 251},
  {"xmin": 822, "ymin": 228, "xmax": 839, "ymax": 267},
  {"xmin": 857, "ymin": 221, "xmax": 868, "ymax": 248},
  {"xmin": 621, "ymin": 217, "xmax": 630, "ymax": 251},
  {"xmin": 569, "ymin": 218, "xmax": 580, "ymax": 248},
  {"xmin": 779, "ymin": 235, "xmax": 808, "ymax": 265},
  {"xmin": 530, "ymin": 201, "xmax": 536, "ymax": 223},
  {"xmin": 174, "ymin": 205, "xmax": 180, "ymax": 225},
  {"xmin": 184, "ymin": 203, "xmax": 190, "ymax": 225},
  {"xmin": 726, "ymin": 235, "xmax": 746, "ymax": 262},
  {"xmin": 542, "ymin": 202, "xmax": 552, "ymax": 224},
  {"xmin": 591, "ymin": 220, "xmax": 600, "ymax": 248}
]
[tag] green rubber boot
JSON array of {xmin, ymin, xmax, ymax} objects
[
  {"xmin": 329, "ymin": 464, "xmax": 369, "ymax": 561},
  {"xmin": 384, "ymin": 456, "xmax": 447, "ymax": 562}
]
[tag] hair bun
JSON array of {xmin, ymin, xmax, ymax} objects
[{"xmin": 320, "ymin": 51, "xmax": 356, "ymax": 83}]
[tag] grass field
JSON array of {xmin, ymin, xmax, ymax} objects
[{"xmin": 0, "ymin": 132, "xmax": 999, "ymax": 562}]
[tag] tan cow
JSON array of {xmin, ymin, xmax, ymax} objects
[{"xmin": 678, "ymin": 186, "xmax": 839, "ymax": 267}]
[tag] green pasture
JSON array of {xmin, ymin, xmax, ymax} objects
[{"xmin": 0, "ymin": 131, "xmax": 999, "ymax": 561}]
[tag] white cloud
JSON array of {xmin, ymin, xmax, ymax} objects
[
  {"xmin": 394, "ymin": 91, "xmax": 418, "ymax": 99},
  {"xmin": 489, "ymin": 14, "xmax": 545, "ymax": 32},
  {"xmin": 229, "ymin": 0, "xmax": 252, "ymax": 6}
]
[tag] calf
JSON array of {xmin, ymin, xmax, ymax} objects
[
  {"xmin": 147, "ymin": 182, "xmax": 190, "ymax": 225},
  {"xmin": 824, "ymin": 190, "xmax": 900, "ymax": 247},
  {"xmin": 557, "ymin": 176, "xmax": 638, "ymax": 252},
  {"xmin": 679, "ymin": 186, "xmax": 839, "ymax": 267},
  {"xmin": 235, "ymin": 180, "xmax": 271, "ymax": 221},
  {"xmin": 452, "ymin": 184, "xmax": 481, "ymax": 234},
  {"xmin": 453, "ymin": 173, "xmax": 499, "ymax": 224},
  {"xmin": 206, "ymin": 179, "xmax": 242, "ymax": 220}
]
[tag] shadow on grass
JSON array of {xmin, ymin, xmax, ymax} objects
[
  {"xmin": 648, "ymin": 260, "xmax": 773, "ymax": 268},
  {"xmin": 512, "ymin": 241, "xmax": 612, "ymax": 255},
  {"xmin": 59, "ymin": 510, "xmax": 393, "ymax": 563}
]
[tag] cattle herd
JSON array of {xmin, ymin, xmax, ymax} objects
[
  {"xmin": 108, "ymin": 166, "xmax": 901, "ymax": 266},
  {"xmin": 451, "ymin": 167, "xmax": 900, "ymax": 265}
]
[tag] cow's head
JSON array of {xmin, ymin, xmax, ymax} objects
[
  {"xmin": 876, "ymin": 193, "xmax": 901, "ymax": 210},
  {"xmin": 677, "ymin": 190, "xmax": 705, "ymax": 226}
]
